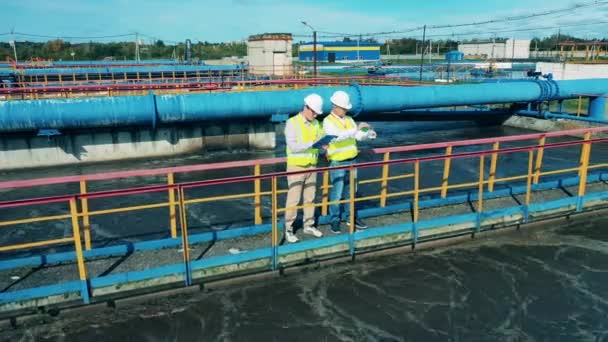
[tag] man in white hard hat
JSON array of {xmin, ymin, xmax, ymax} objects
[
  {"xmin": 282, "ymin": 93, "xmax": 327, "ymax": 243},
  {"xmin": 323, "ymin": 90, "xmax": 377, "ymax": 234}
]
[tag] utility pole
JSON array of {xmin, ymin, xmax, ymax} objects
[
  {"xmin": 301, "ymin": 21, "xmax": 317, "ymax": 77},
  {"xmin": 357, "ymin": 34, "xmax": 361, "ymax": 61},
  {"xmin": 313, "ymin": 30, "xmax": 317, "ymax": 77},
  {"xmin": 419, "ymin": 24, "xmax": 426, "ymax": 81},
  {"xmin": 9, "ymin": 28, "xmax": 18, "ymax": 63},
  {"xmin": 555, "ymin": 28, "xmax": 561, "ymax": 59},
  {"xmin": 135, "ymin": 32, "xmax": 141, "ymax": 62}
]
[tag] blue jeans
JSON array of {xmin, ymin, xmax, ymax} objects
[{"xmin": 328, "ymin": 159, "xmax": 359, "ymax": 224}]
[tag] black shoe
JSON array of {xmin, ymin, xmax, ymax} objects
[
  {"xmin": 330, "ymin": 221, "xmax": 341, "ymax": 234},
  {"xmin": 346, "ymin": 218, "xmax": 368, "ymax": 229}
]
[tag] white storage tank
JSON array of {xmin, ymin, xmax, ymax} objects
[{"xmin": 247, "ymin": 33, "xmax": 293, "ymax": 76}]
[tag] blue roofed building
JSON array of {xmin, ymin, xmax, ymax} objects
[{"xmin": 298, "ymin": 41, "xmax": 381, "ymax": 62}]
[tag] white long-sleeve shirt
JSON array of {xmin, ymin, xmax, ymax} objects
[
  {"xmin": 322, "ymin": 113, "xmax": 369, "ymax": 142},
  {"xmin": 284, "ymin": 113, "xmax": 319, "ymax": 153}
]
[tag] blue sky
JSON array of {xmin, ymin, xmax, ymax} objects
[{"xmin": 1, "ymin": 0, "xmax": 607, "ymax": 43}]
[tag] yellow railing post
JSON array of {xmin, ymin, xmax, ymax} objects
[
  {"xmin": 69, "ymin": 198, "xmax": 88, "ymax": 284},
  {"xmin": 488, "ymin": 142, "xmax": 500, "ymax": 192},
  {"xmin": 254, "ymin": 164, "xmax": 262, "ymax": 225},
  {"xmin": 413, "ymin": 161, "xmax": 419, "ymax": 224},
  {"xmin": 349, "ymin": 166, "xmax": 356, "ymax": 234},
  {"xmin": 525, "ymin": 150, "xmax": 534, "ymax": 206},
  {"xmin": 533, "ymin": 135, "xmax": 546, "ymax": 184},
  {"xmin": 577, "ymin": 132, "xmax": 592, "ymax": 204},
  {"xmin": 79, "ymin": 180, "xmax": 92, "ymax": 250},
  {"xmin": 578, "ymin": 132, "xmax": 592, "ymax": 177},
  {"xmin": 477, "ymin": 155, "xmax": 485, "ymax": 214},
  {"xmin": 441, "ymin": 146, "xmax": 453, "ymax": 198},
  {"xmin": 380, "ymin": 152, "xmax": 391, "ymax": 207},
  {"xmin": 321, "ymin": 171, "xmax": 330, "ymax": 216},
  {"xmin": 177, "ymin": 186, "xmax": 192, "ymax": 285},
  {"xmin": 271, "ymin": 176, "xmax": 278, "ymax": 269},
  {"xmin": 167, "ymin": 172, "xmax": 178, "ymax": 238}
]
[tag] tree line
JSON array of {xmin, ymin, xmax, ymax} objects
[{"xmin": 1, "ymin": 34, "xmax": 604, "ymax": 62}]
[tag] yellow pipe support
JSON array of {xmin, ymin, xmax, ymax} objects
[
  {"xmin": 533, "ymin": 136, "xmax": 546, "ymax": 184},
  {"xmin": 477, "ymin": 156, "xmax": 485, "ymax": 213},
  {"xmin": 488, "ymin": 142, "xmax": 500, "ymax": 192},
  {"xmin": 86, "ymin": 202, "xmax": 169, "ymax": 217},
  {"xmin": 254, "ymin": 164, "xmax": 262, "ymax": 225},
  {"xmin": 538, "ymin": 167, "xmax": 580, "ymax": 177},
  {"xmin": 70, "ymin": 198, "xmax": 88, "ymax": 281},
  {"xmin": 0, "ymin": 237, "xmax": 74, "ymax": 253},
  {"xmin": 579, "ymin": 132, "xmax": 591, "ymax": 177},
  {"xmin": 271, "ymin": 177, "xmax": 278, "ymax": 247},
  {"xmin": 0, "ymin": 214, "xmax": 72, "ymax": 227},
  {"xmin": 178, "ymin": 187, "xmax": 191, "ymax": 264},
  {"xmin": 588, "ymin": 163, "xmax": 608, "ymax": 170},
  {"xmin": 578, "ymin": 132, "xmax": 592, "ymax": 198},
  {"xmin": 79, "ymin": 180, "xmax": 92, "ymax": 250},
  {"xmin": 385, "ymin": 190, "xmax": 416, "ymax": 199},
  {"xmin": 413, "ymin": 161, "xmax": 420, "ymax": 223},
  {"xmin": 321, "ymin": 171, "xmax": 329, "ymax": 216},
  {"xmin": 167, "ymin": 173, "xmax": 178, "ymax": 238},
  {"xmin": 186, "ymin": 192, "xmax": 255, "ymax": 205},
  {"xmin": 441, "ymin": 146, "xmax": 453, "ymax": 198},
  {"xmin": 380, "ymin": 152, "xmax": 390, "ymax": 207},
  {"xmin": 349, "ymin": 166, "xmax": 355, "ymax": 233},
  {"xmin": 577, "ymin": 96, "xmax": 583, "ymax": 116},
  {"xmin": 525, "ymin": 151, "xmax": 534, "ymax": 205}
]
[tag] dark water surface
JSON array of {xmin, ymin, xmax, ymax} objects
[{"xmin": 5, "ymin": 214, "xmax": 608, "ymax": 341}]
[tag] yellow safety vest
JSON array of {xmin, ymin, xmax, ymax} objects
[
  {"xmin": 286, "ymin": 114, "xmax": 322, "ymax": 167},
  {"xmin": 325, "ymin": 114, "xmax": 358, "ymax": 162}
]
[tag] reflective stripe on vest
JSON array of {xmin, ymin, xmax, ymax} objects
[
  {"xmin": 325, "ymin": 114, "xmax": 358, "ymax": 162},
  {"xmin": 286, "ymin": 114, "xmax": 322, "ymax": 167}
]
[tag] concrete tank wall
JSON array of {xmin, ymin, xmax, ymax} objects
[
  {"xmin": 0, "ymin": 122, "xmax": 276, "ymax": 170},
  {"xmin": 536, "ymin": 62, "xmax": 608, "ymax": 80}
]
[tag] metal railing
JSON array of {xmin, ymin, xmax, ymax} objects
[{"xmin": 0, "ymin": 127, "xmax": 607, "ymax": 304}]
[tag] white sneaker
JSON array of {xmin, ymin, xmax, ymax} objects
[
  {"xmin": 303, "ymin": 226, "xmax": 323, "ymax": 238},
  {"xmin": 285, "ymin": 231, "xmax": 299, "ymax": 243}
]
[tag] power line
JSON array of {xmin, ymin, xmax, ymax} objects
[
  {"xmin": 11, "ymin": 31, "xmax": 134, "ymax": 39},
  {"xmin": 316, "ymin": 0, "xmax": 608, "ymax": 38},
  {"xmin": 387, "ymin": 21, "xmax": 608, "ymax": 40}
]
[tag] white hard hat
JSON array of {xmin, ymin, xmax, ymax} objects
[
  {"xmin": 304, "ymin": 93, "xmax": 323, "ymax": 114},
  {"xmin": 330, "ymin": 90, "xmax": 352, "ymax": 110}
]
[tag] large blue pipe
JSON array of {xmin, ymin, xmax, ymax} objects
[{"xmin": 0, "ymin": 79, "xmax": 607, "ymax": 132}]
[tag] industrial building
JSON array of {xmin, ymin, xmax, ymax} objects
[
  {"xmin": 298, "ymin": 41, "xmax": 381, "ymax": 62},
  {"xmin": 458, "ymin": 39, "xmax": 531, "ymax": 59},
  {"xmin": 246, "ymin": 33, "xmax": 293, "ymax": 76}
]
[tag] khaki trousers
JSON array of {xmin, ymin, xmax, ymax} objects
[{"xmin": 284, "ymin": 165, "xmax": 317, "ymax": 232}]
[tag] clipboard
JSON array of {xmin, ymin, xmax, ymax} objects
[{"xmin": 312, "ymin": 135, "xmax": 337, "ymax": 149}]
